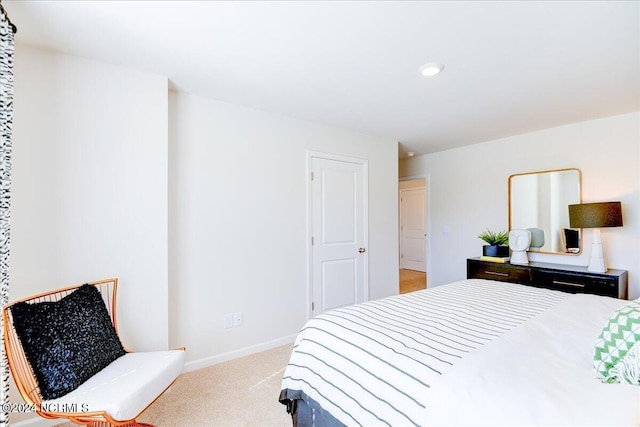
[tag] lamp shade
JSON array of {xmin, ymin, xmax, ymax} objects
[{"xmin": 569, "ymin": 202, "xmax": 623, "ymax": 229}]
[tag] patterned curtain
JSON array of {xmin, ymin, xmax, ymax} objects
[{"xmin": 0, "ymin": 2, "xmax": 14, "ymax": 426}]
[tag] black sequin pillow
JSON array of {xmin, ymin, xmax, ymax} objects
[{"xmin": 10, "ymin": 284, "xmax": 126, "ymax": 400}]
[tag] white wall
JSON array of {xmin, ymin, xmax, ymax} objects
[
  {"xmin": 400, "ymin": 112, "xmax": 640, "ymax": 298},
  {"xmin": 168, "ymin": 91, "xmax": 399, "ymax": 366},
  {"xmin": 12, "ymin": 45, "xmax": 169, "ymax": 351}
]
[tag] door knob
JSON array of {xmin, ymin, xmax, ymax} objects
[{"xmin": 358, "ymin": 248, "xmax": 366, "ymax": 253}]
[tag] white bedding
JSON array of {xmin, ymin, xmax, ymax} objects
[
  {"xmin": 280, "ymin": 279, "xmax": 640, "ymax": 426},
  {"xmin": 426, "ymin": 293, "xmax": 640, "ymax": 426}
]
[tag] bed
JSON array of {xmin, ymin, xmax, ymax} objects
[{"xmin": 279, "ymin": 279, "xmax": 640, "ymax": 426}]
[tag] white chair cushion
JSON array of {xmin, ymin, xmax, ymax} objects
[{"xmin": 43, "ymin": 350, "xmax": 185, "ymax": 421}]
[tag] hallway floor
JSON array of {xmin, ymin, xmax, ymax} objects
[{"xmin": 399, "ymin": 268, "xmax": 426, "ymax": 294}]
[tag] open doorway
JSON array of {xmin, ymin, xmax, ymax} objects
[{"xmin": 399, "ymin": 178, "xmax": 427, "ymax": 294}]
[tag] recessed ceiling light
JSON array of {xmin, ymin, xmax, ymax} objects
[
  {"xmin": 419, "ymin": 63, "xmax": 444, "ymax": 77},
  {"xmin": 407, "ymin": 152, "xmax": 415, "ymax": 157}
]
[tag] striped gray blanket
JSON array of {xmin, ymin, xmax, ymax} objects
[{"xmin": 279, "ymin": 279, "xmax": 569, "ymax": 426}]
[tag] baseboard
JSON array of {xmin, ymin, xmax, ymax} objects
[{"xmin": 183, "ymin": 334, "xmax": 297, "ymax": 373}]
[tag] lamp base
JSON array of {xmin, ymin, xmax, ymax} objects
[
  {"xmin": 587, "ymin": 257, "xmax": 606, "ymax": 273},
  {"xmin": 587, "ymin": 229, "xmax": 607, "ymax": 273}
]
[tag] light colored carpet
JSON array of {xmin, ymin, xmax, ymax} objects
[
  {"xmin": 139, "ymin": 344, "xmax": 294, "ymax": 426},
  {"xmin": 399, "ymin": 268, "xmax": 426, "ymax": 294}
]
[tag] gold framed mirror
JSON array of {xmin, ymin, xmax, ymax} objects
[{"xmin": 508, "ymin": 168, "xmax": 582, "ymax": 255}]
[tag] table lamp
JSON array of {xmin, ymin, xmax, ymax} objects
[{"xmin": 568, "ymin": 202, "xmax": 623, "ymax": 273}]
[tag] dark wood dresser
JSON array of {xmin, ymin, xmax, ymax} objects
[{"xmin": 467, "ymin": 257, "xmax": 628, "ymax": 299}]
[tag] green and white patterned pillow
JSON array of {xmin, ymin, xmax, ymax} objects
[{"xmin": 594, "ymin": 302, "xmax": 640, "ymax": 384}]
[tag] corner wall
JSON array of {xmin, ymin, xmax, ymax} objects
[
  {"xmin": 12, "ymin": 45, "xmax": 170, "ymax": 350},
  {"xmin": 400, "ymin": 112, "xmax": 640, "ymax": 298}
]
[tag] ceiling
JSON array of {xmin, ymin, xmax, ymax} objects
[{"xmin": 4, "ymin": 1, "xmax": 639, "ymax": 157}]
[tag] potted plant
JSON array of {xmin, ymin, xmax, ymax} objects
[{"xmin": 478, "ymin": 229, "xmax": 510, "ymax": 257}]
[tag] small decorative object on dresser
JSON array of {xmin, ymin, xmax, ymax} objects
[
  {"xmin": 467, "ymin": 257, "xmax": 628, "ymax": 299},
  {"xmin": 477, "ymin": 229, "xmax": 509, "ymax": 257},
  {"xmin": 479, "ymin": 255, "xmax": 509, "ymax": 263},
  {"xmin": 526, "ymin": 227, "xmax": 545, "ymax": 251},
  {"xmin": 509, "ymin": 229, "xmax": 531, "ymax": 265}
]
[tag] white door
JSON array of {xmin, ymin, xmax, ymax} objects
[
  {"xmin": 310, "ymin": 154, "xmax": 367, "ymax": 317},
  {"xmin": 400, "ymin": 187, "xmax": 426, "ymax": 271}
]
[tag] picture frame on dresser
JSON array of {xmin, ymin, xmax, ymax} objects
[{"xmin": 467, "ymin": 257, "xmax": 628, "ymax": 299}]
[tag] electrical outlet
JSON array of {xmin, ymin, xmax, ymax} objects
[
  {"xmin": 233, "ymin": 312, "xmax": 243, "ymax": 327},
  {"xmin": 223, "ymin": 313, "xmax": 233, "ymax": 329}
]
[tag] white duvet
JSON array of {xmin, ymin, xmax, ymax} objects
[
  {"xmin": 281, "ymin": 279, "xmax": 640, "ymax": 426},
  {"xmin": 426, "ymin": 293, "xmax": 640, "ymax": 426}
]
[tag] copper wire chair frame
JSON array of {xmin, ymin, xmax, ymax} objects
[{"xmin": 2, "ymin": 278, "xmax": 182, "ymax": 427}]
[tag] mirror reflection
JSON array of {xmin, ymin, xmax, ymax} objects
[{"xmin": 509, "ymin": 168, "xmax": 582, "ymax": 255}]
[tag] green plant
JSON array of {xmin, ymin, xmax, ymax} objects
[{"xmin": 477, "ymin": 229, "xmax": 509, "ymax": 246}]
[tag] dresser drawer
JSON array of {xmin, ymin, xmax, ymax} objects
[
  {"xmin": 530, "ymin": 270, "xmax": 618, "ymax": 298},
  {"xmin": 467, "ymin": 260, "xmax": 530, "ymax": 284}
]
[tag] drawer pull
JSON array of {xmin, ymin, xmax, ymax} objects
[
  {"xmin": 485, "ymin": 271, "xmax": 509, "ymax": 277},
  {"xmin": 552, "ymin": 280, "xmax": 585, "ymax": 288}
]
